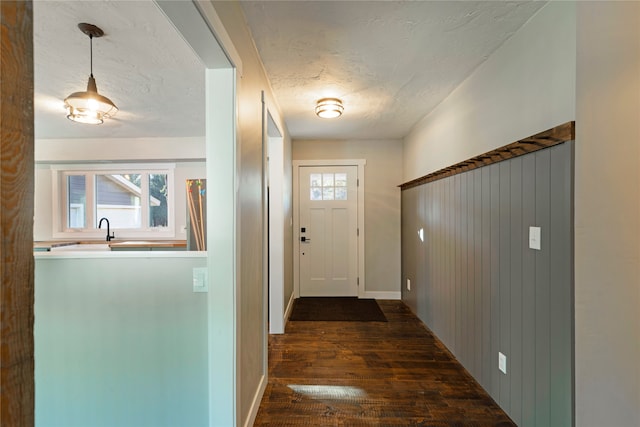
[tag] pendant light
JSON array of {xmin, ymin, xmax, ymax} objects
[
  {"xmin": 64, "ymin": 23, "xmax": 118, "ymax": 124},
  {"xmin": 315, "ymin": 98, "xmax": 344, "ymax": 119}
]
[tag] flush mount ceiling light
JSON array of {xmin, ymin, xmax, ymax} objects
[
  {"xmin": 315, "ymin": 98, "xmax": 344, "ymax": 119},
  {"xmin": 64, "ymin": 23, "xmax": 118, "ymax": 125}
]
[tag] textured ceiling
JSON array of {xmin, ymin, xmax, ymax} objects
[
  {"xmin": 34, "ymin": 0, "xmax": 205, "ymax": 140},
  {"xmin": 240, "ymin": 1, "xmax": 546, "ymax": 140},
  {"xmin": 34, "ymin": 1, "xmax": 545, "ymax": 142}
]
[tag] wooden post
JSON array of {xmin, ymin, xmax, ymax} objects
[{"xmin": 1, "ymin": 1, "xmax": 35, "ymax": 426}]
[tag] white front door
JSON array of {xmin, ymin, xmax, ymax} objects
[{"xmin": 299, "ymin": 166, "xmax": 358, "ymax": 296}]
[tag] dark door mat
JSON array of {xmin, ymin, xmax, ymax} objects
[{"xmin": 289, "ymin": 297, "xmax": 387, "ymax": 322}]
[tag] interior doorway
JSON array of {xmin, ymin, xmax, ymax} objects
[
  {"xmin": 156, "ymin": 2, "xmax": 240, "ymax": 424},
  {"xmin": 264, "ymin": 108, "xmax": 285, "ymax": 334}
]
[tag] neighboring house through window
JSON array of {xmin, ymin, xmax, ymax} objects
[{"xmin": 53, "ymin": 164, "xmax": 175, "ymax": 239}]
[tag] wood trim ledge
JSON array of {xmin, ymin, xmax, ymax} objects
[{"xmin": 400, "ymin": 121, "xmax": 575, "ymax": 190}]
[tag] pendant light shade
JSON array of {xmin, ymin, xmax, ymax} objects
[
  {"xmin": 64, "ymin": 23, "xmax": 118, "ymax": 124},
  {"xmin": 315, "ymin": 98, "xmax": 344, "ymax": 119},
  {"xmin": 65, "ymin": 75, "xmax": 118, "ymax": 124}
]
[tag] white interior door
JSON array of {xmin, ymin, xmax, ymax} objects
[{"xmin": 299, "ymin": 166, "xmax": 358, "ymax": 296}]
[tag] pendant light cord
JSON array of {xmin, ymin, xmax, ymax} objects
[{"xmin": 89, "ymin": 34, "xmax": 94, "ymax": 78}]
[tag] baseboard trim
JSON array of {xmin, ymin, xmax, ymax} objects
[
  {"xmin": 284, "ymin": 292, "xmax": 295, "ymax": 328},
  {"xmin": 243, "ymin": 373, "xmax": 267, "ymax": 427},
  {"xmin": 364, "ymin": 291, "xmax": 401, "ymax": 300}
]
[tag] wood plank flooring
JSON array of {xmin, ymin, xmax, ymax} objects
[{"xmin": 254, "ymin": 300, "xmax": 515, "ymax": 426}]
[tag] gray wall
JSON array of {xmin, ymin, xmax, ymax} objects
[{"xmin": 402, "ymin": 142, "xmax": 573, "ymax": 427}]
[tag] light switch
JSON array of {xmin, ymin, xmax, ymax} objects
[
  {"xmin": 529, "ymin": 226, "xmax": 541, "ymax": 250},
  {"xmin": 499, "ymin": 352, "xmax": 507, "ymax": 374},
  {"xmin": 193, "ymin": 267, "xmax": 208, "ymax": 293}
]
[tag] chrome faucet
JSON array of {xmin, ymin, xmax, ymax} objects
[{"xmin": 98, "ymin": 217, "xmax": 115, "ymax": 242}]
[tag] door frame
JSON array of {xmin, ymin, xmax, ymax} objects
[
  {"xmin": 155, "ymin": 1, "xmax": 242, "ymax": 425},
  {"xmin": 261, "ymin": 98, "xmax": 286, "ymax": 334},
  {"xmin": 293, "ymin": 159, "xmax": 366, "ymax": 298}
]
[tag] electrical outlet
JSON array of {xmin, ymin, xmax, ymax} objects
[
  {"xmin": 529, "ymin": 226, "xmax": 541, "ymax": 250},
  {"xmin": 498, "ymin": 352, "xmax": 507, "ymax": 374},
  {"xmin": 407, "ymin": 279, "xmax": 411, "ymax": 291}
]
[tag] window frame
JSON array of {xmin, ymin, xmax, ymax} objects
[{"xmin": 51, "ymin": 163, "xmax": 175, "ymax": 240}]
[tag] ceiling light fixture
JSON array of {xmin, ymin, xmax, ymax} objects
[
  {"xmin": 64, "ymin": 23, "xmax": 118, "ymax": 125},
  {"xmin": 315, "ymin": 98, "xmax": 344, "ymax": 119}
]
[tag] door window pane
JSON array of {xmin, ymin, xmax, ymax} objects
[
  {"xmin": 96, "ymin": 174, "xmax": 141, "ymax": 228},
  {"xmin": 309, "ymin": 172, "xmax": 349, "ymax": 201},
  {"xmin": 335, "ymin": 187, "xmax": 347, "ymax": 200},
  {"xmin": 67, "ymin": 175, "xmax": 86, "ymax": 228},
  {"xmin": 310, "ymin": 187, "xmax": 322, "ymax": 201},
  {"xmin": 310, "ymin": 174, "xmax": 322, "ymax": 187},
  {"xmin": 149, "ymin": 173, "xmax": 168, "ymax": 227},
  {"xmin": 322, "ymin": 187, "xmax": 334, "ymax": 200}
]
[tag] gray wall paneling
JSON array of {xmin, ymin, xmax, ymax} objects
[
  {"xmin": 510, "ymin": 157, "xmax": 524, "ymax": 422},
  {"xmin": 473, "ymin": 169, "xmax": 483, "ymax": 382},
  {"xmin": 522, "ymin": 154, "xmax": 537, "ymax": 427},
  {"xmin": 549, "ymin": 143, "xmax": 574, "ymax": 427},
  {"xmin": 481, "ymin": 166, "xmax": 492, "ymax": 391},
  {"xmin": 401, "ymin": 142, "xmax": 574, "ymax": 426},
  {"xmin": 535, "ymin": 149, "xmax": 551, "ymax": 427},
  {"xmin": 460, "ymin": 172, "xmax": 468, "ymax": 366},
  {"xmin": 456, "ymin": 175, "xmax": 462, "ymax": 364},
  {"xmin": 499, "ymin": 160, "xmax": 511, "ymax": 410},
  {"xmin": 490, "ymin": 163, "xmax": 501, "ymax": 399}
]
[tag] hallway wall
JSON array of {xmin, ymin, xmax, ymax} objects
[
  {"xmin": 211, "ymin": 2, "xmax": 293, "ymax": 425},
  {"xmin": 402, "ymin": 1, "xmax": 640, "ymax": 425},
  {"xmin": 403, "ymin": 1, "xmax": 576, "ymax": 183},
  {"xmin": 575, "ymin": 3, "xmax": 640, "ymax": 426},
  {"xmin": 400, "ymin": 2, "xmax": 578, "ymax": 425},
  {"xmin": 402, "ymin": 142, "xmax": 574, "ymax": 426}
]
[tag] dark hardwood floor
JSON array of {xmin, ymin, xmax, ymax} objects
[{"xmin": 254, "ymin": 300, "xmax": 515, "ymax": 426}]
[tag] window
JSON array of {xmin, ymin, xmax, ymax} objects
[
  {"xmin": 54, "ymin": 164, "xmax": 174, "ymax": 238},
  {"xmin": 67, "ymin": 174, "xmax": 86, "ymax": 228},
  {"xmin": 310, "ymin": 172, "xmax": 347, "ymax": 201}
]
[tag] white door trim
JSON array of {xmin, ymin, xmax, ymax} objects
[{"xmin": 293, "ymin": 159, "xmax": 366, "ymax": 298}]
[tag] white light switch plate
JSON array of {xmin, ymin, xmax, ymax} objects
[
  {"xmin": 529, "ymin": 226, "xmax": 541, "ymax": 250},
  {"xmin": 499, "ymin": 352, "xmax": 507, "ymax": 374},
  {"xmin": 193, "ymin": 267, "xmax": 208, "ymax": 293},
  {"xmin": 407, "ymin": 279, "xmax": 411, "ymax": 291}
]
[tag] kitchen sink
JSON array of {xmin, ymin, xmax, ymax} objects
[{"xmin": 50, "ymin": 243, "xmax": 111, "ymax": 251}]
